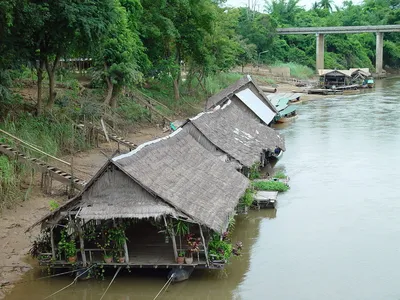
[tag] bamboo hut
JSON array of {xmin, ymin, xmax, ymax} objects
[
  {"xmin": 318, "ymin": 69, "xmax": 352, "ymax": 89},
  {"xmin": 180, "ymin": 100, "xmax": 285, "ymax": 172},
  {"xmin": 205, "ymin": 75, "xmax": 278, "ymax": 125},
  {"xmin": 29, "ymin": 129, "xmax": 249, "ymax": 271}
]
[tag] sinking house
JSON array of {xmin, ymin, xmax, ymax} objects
[
  {"xmin": 181, "ymin": 100, "xmax": 285, "ymax": 172},
  {"xmin": 205, "ymin": 75, "xmax": 278, "ymax": 125},
  {"xmin": 349, "ymin": 68, "xmax": 373, "ymax": 86},
  {"xmin": 318, "ymin": 69, "xmax": 352, "ymax": 89},
  {"xmin": 266, "ymin": 92, "xmax": 303, "ymax": 105},
  {"xmin": 29, "ymin": 129, "xmax": 249, "ymax": 271}
]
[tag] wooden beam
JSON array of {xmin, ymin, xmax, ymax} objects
[
  {"xmin": 123, "ymin": 239, "xmax": 129, "ymax": 263},
  {"xmin": 199, "ymin": 224, "xmax": 209, "ymax": 267},
  {"xmin": 100, "ymin": 118, "xmax": 110, "ymax": 143},
  {"xmin": 76, "ymin": 221, "xmax": 87, "ymax": 267},
  {"xmin": 50, "ymin": 226, "xmax": 56, "ymax": 260},
  {"xmin": 164, "ymin": 216, "xmax": 178, "ymax": 261},
  {"xmin": 0, "ymin": 129, "xmax": 71, "ymax": 166}
]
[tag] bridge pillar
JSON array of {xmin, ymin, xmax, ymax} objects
[
  {"xmin": 376, "ymin": 32, "xmax": 384, "ymax": 75},
  {"xmin": 316, "ymin": 33, "xmax": 324, "ymax": 71}
]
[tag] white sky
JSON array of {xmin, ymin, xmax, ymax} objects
[{"xmin": 224, "ymin": 0, "xmax": 361, "ymax": 11}]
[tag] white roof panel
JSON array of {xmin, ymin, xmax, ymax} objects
[{"xmin": 235, "ymin": 88, "xmax": 276, "ymax": 124}]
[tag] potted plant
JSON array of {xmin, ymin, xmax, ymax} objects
[
  {"xmin": 58, "ymin": 230, "xmax": 77, "ymax": 263},
  {"xmin": 103, "ymin": 252, "xmax": 113, "ymax": 263},
  {"xmin": 184, "ymin": 234, "xmax": 201, "ymax": 264},
  {"xmin": 108, "ymin": 226, "xmax": 128, "ymax": 264},
  {"xmin": 177, "ymin": 251, "xmax": 185, "ymax": 264}
]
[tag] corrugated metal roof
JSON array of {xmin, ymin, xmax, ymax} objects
[
  {"xmin": 279, "ymin": 105, "xmax": 297, "ymax": 116},
  {"xmin": 235, "ymin": 88, "xmax": 276, "ymax": 124}
]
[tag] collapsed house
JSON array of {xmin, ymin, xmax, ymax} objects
[
  {"xmin": 205, "ymin": 75, "xmax": 278, "ymax": 125},
  {"xmin": 30, "ymin": 129, "xmax": 249, "ymax": 270}
]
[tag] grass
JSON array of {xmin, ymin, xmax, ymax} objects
[
  {"xmin": 248, "ymin": 163, "xmax": 261, "ymax": 180},
  {"xmin": 273, "ymin": 171, "xmax": 287, "ymax": 179},
  {"xmin": 272, "ymin": 62, "xmax": 314, "ymax": 80},
  {"xmin": 240, "ymin": 188, "xmax": 255, "ymax": 207},
  {"xmin": 252, "ymin": 181, "xmax": 289, "ymax": 192},
  {"xmin": 0, "ymin": 156, "xmax": 23, "ymax": 211}
]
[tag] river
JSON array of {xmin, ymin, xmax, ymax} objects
[{"xmin": 5, "ymin": 78, "xmax": 400, "ymax": 300}]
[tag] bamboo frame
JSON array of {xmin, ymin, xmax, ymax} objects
[
  {"xmin": 163, "ymin": 215, "xmax": 178, "ymax": 261},
  {"xmin": 198, "ymin": 224, "xmax": 209, "ymax": 267},
  {"xmin": 76, "ymin": 221, "xmax": 87, "ymax": 267}
]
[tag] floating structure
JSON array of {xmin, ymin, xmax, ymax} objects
[
  {"xmin": 267, "ymin": 95, "xmax": 298, "ymax": 124},
  {"xmin": 206, "ymin": 75, "xmax": 278, "ymax": 125},
  {"xmin": 253, "ymin": 191, "xmax": 278, "ymax": 209},
  {"xmin": 318, "ymin": 69, "xmax": 352, "ymax": 89},
  {"xmin": 30, "ymin": 129, "xmax": 249, "ymax": 272},
  {"xmin": 180, "ymin": 100, "xmax": 286, "ymax": 171},
  {"xmin": 266, "ymin": 93, "xmax": 303, "ymax": 105}
]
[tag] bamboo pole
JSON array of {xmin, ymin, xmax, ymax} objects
[
  {"xmin": 163, "ymin": 216, "xmax": 177, "ymax": 261},
  {"xmin": 76, "ymin": 221, "xmax": 87, "ymax": 267},
  {"xmin": 50, "ymin": 226, "xmax": 56, "ymax": 260},
  {"xmin": 100, "ymin": 118, "xmax": 110, "ymax": 143},
  {"xmin": 198, "ymin": 224, "xmax": 209, "ymax": 267},
  {"xmin": 0, "ymin": 128, "xmax": 71, "ymax": 166}
]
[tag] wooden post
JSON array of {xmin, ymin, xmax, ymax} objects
[
  {"xmin": 198, "ymin": 224, "xmax": 209, "ymax": 266},
  {"xmin": 123, "ymin": 239, "xmax": 129, "ymax": 263},
  {"xmin": 50, "ymin": 226, "xmax": 56, "ymax": 260},
  {"xmin": 163, "ymin": 216, "xmax": 178, "ymax": 261},
  {"xmin": 76, "ymin": 221, "xmax": 87, "ymax": 267}
]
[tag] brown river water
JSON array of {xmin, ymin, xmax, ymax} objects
[{"xmin": 5, "ymin": 78, "xmax": 400, "ymax": 300}]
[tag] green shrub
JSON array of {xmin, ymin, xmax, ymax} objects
[
  {"xmin": 0, "ymin": 156, "xmax": 22, "ymax": 211},
  {"xmin": 272, "ymin": 62, "xmax": 314, "ymax": 79},
  {"xmin": 252, "ymin": 181, "xmax": 289, "ymax": 192},
  {"xmin": 273, "ymin": 171, "xmax": 287, "ymax": 179},
  {"xmin": 208, "ymin": 234, "xmax": 233, "ymax": 262},
  {"xmin": 248, "ymin": 163, "xmax": 261, "ymax": 180},
  {"xmin": 240, "ymin": 188, "xmax": 255, "ymax": 207}
]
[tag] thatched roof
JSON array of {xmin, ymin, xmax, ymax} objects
[
  {"xmin": 31, "ymin": 130, "xmax": 249, "ymax": 233},
  {"xmin": 77, "ymin": 167, "xmax": 179, "ymax": 220},
  {"xmin": 318, "ymin": 69, "xmax": 352, "ymax": 77},
  {"xmin": 205, "ymin": 75, "xmax": 278, "ymax": 115},
  {"xmin": 349, "ymin": 68, "xmax": 371, "ymax": 77},
  {"xmin": 187, "ymin": 101, "xmax": 285, "ymax": 168},
  {"xmin": 111, "ymin": 129, "xmax": 249, "ymax": 232}
]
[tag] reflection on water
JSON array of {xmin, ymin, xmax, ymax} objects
[{"xmin": 6, "ymin": 78, "xmax": 400, "ymax": 300}]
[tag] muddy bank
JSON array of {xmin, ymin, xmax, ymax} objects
[{"xmin": 0, "ymin": 126, "xmax": 166, "ymax": 299}]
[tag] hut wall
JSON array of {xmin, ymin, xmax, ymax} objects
[
  {"xmin": 230, "ymin": 95, "xmax": 264, "ymax": 124},
  {"xmin": 82, "ymin": 166, "xmax": 154, "ymax": 205}
]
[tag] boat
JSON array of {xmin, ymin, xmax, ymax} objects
[
  {"xmin": 275, "ymin": 105, "xmax": 298, "ymax": 123},
  {"xmin": 363, "ymin": 78, "xmax": 374, "ymax": 88}
]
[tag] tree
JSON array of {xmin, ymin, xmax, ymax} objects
[
  {"xmin": 94, "ymin": 0, "xmax": 146, "ymax": 108},
  {"xmin": 10, "ymin": 0, "xmax": 115, "ymax": 113},
  {"xmin": 319, "ymin": 0, "xmax": 333, "ymax": 11}
]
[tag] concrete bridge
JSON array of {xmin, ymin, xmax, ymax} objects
[{"xmin": 276, "ymin": 25, "xmax": 400, "ymax": 74}]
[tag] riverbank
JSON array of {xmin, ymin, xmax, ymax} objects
[{"xmin": 0, "ymin": 126, "xmax": 166, "ymax": 299}]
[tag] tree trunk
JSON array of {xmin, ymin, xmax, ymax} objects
[
  {"xmin": 36, "ymin": 59, "xmax": 45, "ymax": 115},
  {"xmin": 104, "ymin": 76, "xmax": 113, "ymax": 106},
  {"xmin": 110, "ymin": 87, "xmax": 119, "ymax": 109},
  {"xmin": 44, "ymin": 54, "xmax": 60, "ymax": 110},
  {"xmin": 173, "ymin": 79, "xmax": 180, "ymax": 100}
]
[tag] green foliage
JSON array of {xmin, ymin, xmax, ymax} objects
[
  {"xmin": 49, "ymin": 200, "xmax": 59, "ymax": 212},
  {"xmin": 249, "ymin": 163, "xmax": 261, "ymax": 180},
  {"xmin": 272, "ymin": 62, "xmax": 314, "ymax": 79},
  {"xmin": 174, "ymin": 220, "xmax": 190, "ymax": 236},
  {"xmin": 208, "ymin": 234, "xmax": 233, "ymax": 262},
  {"xmin": 240, "ymin": 188, "xmax": 255, "ymax": 207},
  {"xmin": 273, "ymin": 171, "xmax": 287, "ymax": 179},
  {"xmin": 0, "ymin": 156, "xmax": 22, "ymax": 211},
  {"xmin": 252, "ymin": 181, "xmax": 289, "ymax": 192},
  {"xmin": 58, "ymin": 230, "xmax": 77, "ymax": 259}
]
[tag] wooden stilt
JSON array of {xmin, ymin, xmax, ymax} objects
[
  {"xmin": 76, "ymin": 221, "xmax": 87, "ymax": 267},
  {"xmin": 199, "ymin": 224, "xmax": 209, "ymax": 266},
  {"xmin": 50, "ymin": 226, "xmax": 56, "ymax": 260},
  {"xmin": 123, "ymin": 239, "xmax": 129, "ymax": 263},
  {"xmin": 164, "ymin": 216, "xmax": 178, "ymax": 261}
]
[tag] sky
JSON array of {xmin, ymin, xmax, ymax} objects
[{"xmin": 224, "ymin": 0, "xmax": 360, "ymax": 11}]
